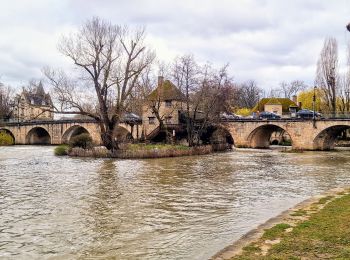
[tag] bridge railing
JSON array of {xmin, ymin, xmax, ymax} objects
[
  {"xmin": 219, "ymin": 115, "xmax": 350, "ymax": 122},
  {"xmin": 0, "ymin": 118, "xmax": 99, "ymax": 126},
  {"xmin": 0, "ymin": 117, "xmax": 142, "ymax": 126},
  {"xmin": 320, "ymin": 113, "xmax": 350, "ymax": 119}
]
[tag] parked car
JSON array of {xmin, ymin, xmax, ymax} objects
[
  {"xmin": 220, "ymin": 112, "xmax": 240, "ymax": 120},
  {"xmin": 296, "ymin": 109, "xmax": 322, "ymax": 119},
  {"xmin": 258, "ymin": 111, "xmax": 281, "ymax": 119}
]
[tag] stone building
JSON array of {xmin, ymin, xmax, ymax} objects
[
  {"xmin": 12, "ymin": 83, "xmax": 53, "ymax": 121},
  {"xmin": 142, "ymin": 76, "xmax": 186, "ymax": 140}
]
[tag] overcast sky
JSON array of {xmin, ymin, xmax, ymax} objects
[{"xmin": 0, "ymin": 0, "xmax": 350, "ymax": 90}]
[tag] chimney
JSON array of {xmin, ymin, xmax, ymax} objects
[
  {"xmin": 158, "ymin": 76, "xmax": 164, "ymax": 87},
  {"xmin": 292, "ymin": 95, "xmax": 297, "ymax": 104},
  {"xmin": 298, "ymin": 101, "xmax": 302, "ymax": 108}
]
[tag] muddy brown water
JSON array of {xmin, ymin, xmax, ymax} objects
[{"xmin": 1, "ymin": 146, "xmax": 350, "ymax": 259}]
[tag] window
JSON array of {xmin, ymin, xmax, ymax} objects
[
  {"xmin": 149, "ymin": 117, "xmax": 156, "ymax": 125},
  {"xmin": 165, "ymin": 100, "xmax": 172, "ymax": 107},
  {"xmin": 165, "ymin": 116, "xmax": 172, "ymax": 124}
]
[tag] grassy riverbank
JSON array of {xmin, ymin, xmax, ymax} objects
[{"xmin": 229, "ymin": 189, "xmax": 350, "ymax": 259}]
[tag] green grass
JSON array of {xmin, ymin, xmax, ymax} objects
[
  {"xmin": 231, "ymin": 194, "xmax": 350, "ymax": 259},
  {"xmin": 262, "ymin": 223, "xmax": 291, "ymax": 240},
  {"xmin": 316, "ymin": 195, "xmax": 334, "ymax": 204},
  {"xmin": 290, "ymin": 209, "xmax": 308, "ymax": 217},
  {"xmin": 242, "ymin": 244, "xmax": 261, "ymax": 254}
]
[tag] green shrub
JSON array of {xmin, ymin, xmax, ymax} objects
[
  {"xmin": 54, "ymin": 144, "xmax": 70, "ymax": 156},
  {"xmin": 69, "ymin": 133, "xmax": 93, "ymax": 149},
  {"xmin": 0, "ymin": 130, "xmax": 14, "ymax": 145}
]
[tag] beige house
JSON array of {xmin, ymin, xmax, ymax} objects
[
  {"xmin": 253, "ymin": 97, "xmax": 298, "ymax": 116},
  {"xmin": 13, "ymin": 83, "xmax": 53, "ymax": 121},
  {"xmin": 142, "ymin": 76, "xmax": 186, "ymax": 139},
  {"xmin": 264, "ymin": 98, "xmax": 283, "ymax": 115}
]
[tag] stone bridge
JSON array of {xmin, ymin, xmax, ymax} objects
[
  {"xmin": 222, "ymin": 119, "xmax": 350, "ymax": 150},
  {"xmin": 2, "ymin": 118, "xmax": 350, "ymax": 150},
  {"xmin": 0, "ymin": 119, "xmax": 141, "ymax": 145}
]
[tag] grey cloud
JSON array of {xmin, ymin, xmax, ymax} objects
[{"xmin": 0, "ymin": 0, "xmax": 350, "ymax": 91}]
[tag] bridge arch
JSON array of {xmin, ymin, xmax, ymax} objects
[
  {"xmin": 26, "ymin": 127, "xmax": 51, "ymax": 145},
  {"xmin": 113, "ymin": 125, "xmax": 133, "ymax": 143},
  {"xmin": 62, "ymin": 125, "xmax": 91, "ymax": 144},
  {"xmin": 0, "ymin": 128, "xmax": 15, "ymax": 145},
  {"xmin": 313, "ymin": 125, "xmax": 350, "ymax": 150},
  {"xmin": 248, "ymin": 124, "xmax": 292, "ymax": 149},
  {"xmin": 209, "ymin": 127, "xmax": 234, "ymax": 150}
]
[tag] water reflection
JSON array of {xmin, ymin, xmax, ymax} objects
[{"xmin": 0, "ymin": 147, "xmax": 350, "ymax": 259}]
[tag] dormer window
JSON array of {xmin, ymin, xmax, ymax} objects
[{"xmin": 165, "ymin": 100, "xmax": 172, "ymax": 107}]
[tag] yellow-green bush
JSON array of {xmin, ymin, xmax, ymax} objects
[
  {"xmin": 54, "ymin": 144, "xmax": 70, "ymax": 156},
  {"xmin": 235, "ymin": 107, "xmax": 251, "ymax": 117},
  {"xmin": 0, "ymin": 130, "xmax": 14, "ymax": 145}
]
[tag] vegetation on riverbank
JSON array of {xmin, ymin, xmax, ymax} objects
[
  {"xmin": 113, "ymin": 144, "xmax": 211, "ymax": 159},
  {"xmin": 55, "ymin": 133, "xmax": 215, "ymax": 158},
  {"xmin": 54, "ymin": 144, "xmax": 70, "ymax": 156},
  {"xmin": 68, "ymin": 143, "xmax": 212, "ymax": 159},
  {"xmin": 0, "ymin": 130, "xmax": 14, "ymax": 145},
  {"xmin": 231, "ymin": 189, "xmax": 350, "ymax": 259}
]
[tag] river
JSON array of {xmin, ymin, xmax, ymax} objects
[{"xmin": 1, "ymin": 146, "xmax": 350, "ymax": 259}]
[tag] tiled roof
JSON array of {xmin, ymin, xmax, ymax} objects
[
  {"xmin": 22, "ymin": 83, "xmax": 52, "ymax": 107},
  {"xmin": 147, "ymin": 80, "xmax": 186, "ymax": 101}
]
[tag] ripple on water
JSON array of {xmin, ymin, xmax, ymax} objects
[{"xmin": 1, "ymin": 146, "xmax": 350, "ymax": 259}]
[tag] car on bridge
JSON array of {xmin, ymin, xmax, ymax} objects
[
  {"xmin": 220, "ymin": 112, "xmax": 241, "ymax": 121},
  {"xmin": 258, "ymin": 111, "xmax": 281, "ymax": 120},
  {"xmin": 296, "ymin": 109, "xmax": 322, "ymax": 119}
]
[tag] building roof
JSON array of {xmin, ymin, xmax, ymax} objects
[
  {"xmin": 265, "ymin": 97, "xmax": 282, "ymax": 105},
  {"xmin": 21, "ymin": 82, "xmax": 52, "ymax": 107},
  {"xmin": 147, "ymin": 79, "xmax": 186, "ymax": 101},
  {"xmin": 252, "ymin": 98, "xmax": 297, "ymax": 113}
]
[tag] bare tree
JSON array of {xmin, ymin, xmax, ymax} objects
[
  {"xmin": 44, "ymin": 17, "xmax": 155, "ymax": 150},
  {"xmin": 192, "ymin": 64, "xmax": 235, "ymax": 145},
  {"xmin": 279, "ymin": 80, "xmax": 306, "ymax": 98},
  {"xmin": 0, "ymin": 82, "xmax": 14, "ymax": 120},
  {"xmin": 338, "ymin": 44, "xmax": 350, "ymax": 113},
  {"xmin": 169, "ymin": 55, "xmax": 200, "ymax": 146},
  {"xmin": 315, "ymin": 37, "xmax": 339, "ymax": 116},
  {"xmin": 237, "ymin": 80, "xmax": 262, "ymax": 108},
  {"xmin": 171, "ymin": 56, "xmax": 235, "ymax": 146}
]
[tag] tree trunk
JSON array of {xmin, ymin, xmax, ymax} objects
[{"xmin": 100, "ymin": 122, "xmax": 119, "ymax": 151}]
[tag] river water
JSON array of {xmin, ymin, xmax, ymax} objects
[{"xmin": 1, "ymin": 146, "xmax": 350, "ymax": 259}]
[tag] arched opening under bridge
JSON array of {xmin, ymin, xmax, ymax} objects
[
  {"xmin": 313, "ymin": 125, "xmax": 350, "ymax": 150},
  {"xmin": 62, "ymin": 125, "xmax": 91, "ymax": 144},
  {"xmin": 248, "ymin": 124, "xmax": 292, "ymax": 149},
  {"xmin": 26, "ymin": 127, "xmax": 51, "ymax": 145}
]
